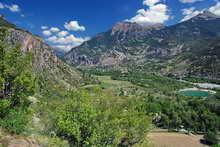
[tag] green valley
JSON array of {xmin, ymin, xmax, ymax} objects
[{"xmin": 0, "ymin": 4, "xmax": 220, "ymax": 147}]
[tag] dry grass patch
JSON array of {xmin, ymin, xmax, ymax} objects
[{"xmin": 148, "ymin": 132, "xmax": 208, "ymax": 147}]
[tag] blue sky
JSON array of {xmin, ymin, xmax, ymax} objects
[{"xmin": 0, "ymin": 0, "xmax": 220, "ymax": 51}]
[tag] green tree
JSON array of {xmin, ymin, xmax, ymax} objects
[
  {"xmin": 204, "ymin": 131, "xmax": 219, "ymax": 145},
  {"xmin": 55, "ymin": 90, "xmax": 150, "ymax": 146},
  {"xmin": 0, "ymin": 27, "xmax": 36, "ymax": 133}
]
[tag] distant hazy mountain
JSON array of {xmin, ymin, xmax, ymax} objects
[
  {"xmin": 52, "ymin": 48, "xmax": 66, "ymax": 58},
  {"xmin": 65, "ymin": 11, "xmax": 220, "ymax": 79}
]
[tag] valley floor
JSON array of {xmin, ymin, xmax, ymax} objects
[{"xmin": 148, "ymin": 132, "xmax": 208, "ymax": 147}]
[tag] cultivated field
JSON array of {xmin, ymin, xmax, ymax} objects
[{"xmin": 148, "ymin": 132, "xmax": 208, "ymax": 147}]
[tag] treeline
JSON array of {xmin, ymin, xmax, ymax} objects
[
  {"xmin": 137, "ymin": 95, "xmax": 220, "ymax": 133},
  {"xmin": 183, "ymin": 76, "xmax": 220, "ymax": 84}
]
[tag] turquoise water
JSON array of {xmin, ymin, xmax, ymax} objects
[{"xmin": 180, "ymin": 90, "xmax": 212, "ymax": 97}]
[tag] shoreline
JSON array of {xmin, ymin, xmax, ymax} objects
[{"xmin": 179, "ymin": 87, "xmax": 216, "ymax": 94}]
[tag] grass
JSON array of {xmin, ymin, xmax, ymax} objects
[{"xmin": 95, "ymin": 76, "xmax": 136, "ymax": 88}]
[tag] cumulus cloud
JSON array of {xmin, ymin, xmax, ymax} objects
[
  {"xmin": 42, "ymin": 21, "xmax": 87, "ymax": 51},
  {"xmin": 209, "ymin": 2, "xmax": 220, "ymax": 16},
  {"xmin": 47, "ymin": 34, "xmax": 89, "ymax": 52},
  {"xmin": 47, "ymin": 36, "xmax": 58, "ymax": 42},
  {"xmin": 0, "ymin": 3, "xmax": 20, "ymax": 12},
  {"xmin": 143, "ymin": 0, "xmax": 160, "ymax": 6},
  {"xmin": 64, "ymin": 21, "xmax": 86, "ymax": 31},
  {"xmin": 54, "ymin": 45, "xmax": 73, "ymax": 52},
  {"xmin": 181, "ymin": 7, "xmax": 202, "ymax": 22},
  {"xmin": 57, "ymin": 31, "xmax": 69, "ymax": 37},
  {"xmin": 41, "ymin": 26, "xmax": 48, "ymax": 30},
  {"xmin": 179, "ymin": 0, "xmax": 202, "ymax": 3},
  {"xmin": 42, "ymin": 30, "xmax": 52, "ymax": 36},
  {"xmin": 50, "ymin": 27, "xmax": 60, "ymax": 32},
  {"xmin": 5, "ymin": 4, "xmax": 20, "ymax": 12},
  {"xmin": 128, "ymin": 0, "xmax": 170, "ymax": 25},
  {"xmin": 0, "ymin": 3, "xmax": 4, "ymax": 9},
  {"xmin": 47, "ymin": 34, "xmax": 89, "ymax": 45}
]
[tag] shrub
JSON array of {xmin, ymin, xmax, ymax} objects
[
  {"xmin": 0, "ymin": 107, "xmax": 31, "ymax": 134},
  {"xmin": 204, "ymin": 131, "xmax": 219, "ymax": 145},
  {"xmin": 55, "ymin": 90, "xmax": 150, "ymax": 146},
  {"xmin": 0, "ymin": 29, "xmax": 36, "ymax": 134}
]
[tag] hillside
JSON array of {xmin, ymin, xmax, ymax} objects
[
  {"xmin": 65, "ymin": 11, "xmax": 220, "ymax": 79},
  {"xmin": 0, "ymin": 15, "xmax": 86, "ymax": 92}
]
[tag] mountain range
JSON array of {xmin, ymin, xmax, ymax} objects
[{"xmin": 65, "ymin": 11, "xmax": 220, "ymax": 79}]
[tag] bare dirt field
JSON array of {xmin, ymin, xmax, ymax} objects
[{"xmin": 148, "ymin": 132, "xmax": 209, "ymax": 147}]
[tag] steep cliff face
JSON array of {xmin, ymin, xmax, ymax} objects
[
  {"xmin": 0, "ymin": 16, "xmax": 84, "ymax": 89},
  {"xmin": 65, "ymin": 22, "xmax": 164, "ymax": 68},
  {"xmin": 65, "ymin": 11, "xmax": 220, "ymax": 79}
]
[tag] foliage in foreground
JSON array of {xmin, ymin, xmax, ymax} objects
[
  {"xmin": 55, "ymin": 89, "xmax": 150, "ymax": 146},
  {"xmin": 0, "ymin": 27, "xmax": 36, "ymax": 134},
  {"xmin": 204, "ymin": 131, "xmax": 219, "ymax": 146}
]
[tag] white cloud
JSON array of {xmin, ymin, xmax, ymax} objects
[
  {"xmin": 128, "ymin": 1, "xmax": 170, "ymax": 25},
  {"xmin": 179, "ymin": 0, "xmax": 202, "ymax": 3},
  {"xmin": 181, "ymin": 7, "xmax": 202, "ymax": 22},
  {"xmin": 209, "ymin": 2, "xmax": 220, "ymax": 16},
  {"xmin": 0, "ymin": 3, "xmax": 20, "ymax": 12},
  {"xmin": 41, "ymin": 26, "xmax": 48, "ymax": 30},
  {"xmin": 64, "ymin": 21, "xmax": 86, "ymax": 31},
  {"xmin": 5, "ymin": 4, "xmax": 20, "ymax": 12},
  {"xmin": 21, "ymin": 14, "xmax": 25, "ymax": 17},
  {"xmin": 57, "ymin": 31, "xmax": 69, "ymax": 37},
  {"xmin": 48, "ymin": 34, "xmax": 89, "ymax": 45},
  {"xmin": 47, "ymin": 34, "xmax": 89, "ymax": 51},
  {"xmin": 0, "ymin": 3, "xmax": 4, "ymax": 9},
  {"xmin": 50, "ymin": 27, "xmax": 60, "ymax": 32},
  {"xmin": 47, "ymin": 36, "xmax": 58, "ymax": 42},
  {"xmin": 54, "ymin": 45, "xmax": 74, "ymax": 52},
  {"xmin": 43, "ymin": 22, "xmax": 87, "ymax": 52},
  {"xmin": 143, "ymin": 0, "xmax": 160, "ymax": 6},
  {"xmin": 42, "ymin": 30, "xmax": 52, "ymax": 36}
]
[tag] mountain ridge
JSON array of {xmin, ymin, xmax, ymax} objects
[
  {"xmin": 0, "ymin": 15, "xmax": 87, "ymax": 91},
  {"xmin": 65, "ymin": 11, "xmax": 220, "ymax": 79}
]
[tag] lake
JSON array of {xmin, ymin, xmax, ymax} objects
[{"xmin": 180, "ymin": 90, "xmax": 212, "ymax": 97}]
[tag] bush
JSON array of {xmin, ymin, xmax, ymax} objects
[
  {"xmin": 0, "ymin": 107, "xmax": 31, "ymax": 134},
  {"xmin": 55, "ymin": 90, "xmax": 150, "ymax": 146},
  {"xmin": 0, "ymin": 29, "xmax": 36, "ymax": 134},
  {"xmin": 204, "ymin": 131, "xmax": 219, "ymax": 145}
]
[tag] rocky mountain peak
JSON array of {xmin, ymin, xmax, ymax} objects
[
  {"xmin": 111, "ymin": 21, "xmax": 164, "ymax": 35},
  {"xmin": 111, "ymin": 22, "xmax": 144, "ymax": 34},
  {"xmin": 194, "ymin": 11, "xmax": 220, "ymax": 20}
]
